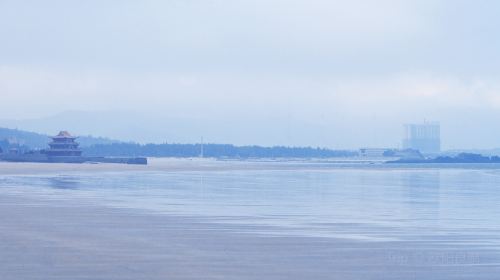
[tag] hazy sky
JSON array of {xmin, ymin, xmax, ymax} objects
[{"xmin": 2, "ymin": 0, "xmax": 500, "ymax": 149}]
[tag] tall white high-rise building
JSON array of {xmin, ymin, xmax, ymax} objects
[{"xmin": 402, "ymin": 122, "xmax": 440, "ymax": 154}]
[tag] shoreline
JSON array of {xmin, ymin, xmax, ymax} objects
[{"xmin": 4, "ymin": 158, "xmax": 500, "ymax": 176}]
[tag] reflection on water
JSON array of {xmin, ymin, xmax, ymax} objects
[
  {"xmin": 402, "ymin": 171, "xmax": 441, "ymax": 228},
  {"xmin": 2, "ymin": 166, "xmax": 500, "ymax": 243},
  {"xmin": 46, "ymin": 176, "xmax": 82, "ymax": 190}
]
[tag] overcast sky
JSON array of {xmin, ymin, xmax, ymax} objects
[{"xmin": 1, "ymin": 0, "xmax": 500, "ymax": 149}]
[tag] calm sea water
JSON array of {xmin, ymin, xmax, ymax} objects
[{"xmin": 2, "ymin": 162, "xmax": 500, "ymax": 244}]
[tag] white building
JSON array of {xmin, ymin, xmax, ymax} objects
[
  {"xmin": 402, "ymin": 122, "xmax": 440, "ymax": 154},
  {"xmin": 359, "ymin": 148, "xmax": 390, "ymax": 157}
]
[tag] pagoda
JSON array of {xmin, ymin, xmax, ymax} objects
[{"xmin": 46, "ymin": 131, "xmax": 82, "ymax": 157}]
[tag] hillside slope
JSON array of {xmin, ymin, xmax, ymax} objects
[{"xmin": 0, "ymin": 127, "xmax": 119, "ymax": 149}]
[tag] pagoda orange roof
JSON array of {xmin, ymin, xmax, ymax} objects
[{"xmin": 51, "ymin": 131, "xmax": 77, "ymax": 139}]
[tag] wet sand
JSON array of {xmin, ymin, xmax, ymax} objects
[
  {"xmin": 0, "ymin": 157, "xmax": 383, "ymax": 176},
  {"xmin": 0, "ymin": 193, "xmax": 499, "ymax": 280}
]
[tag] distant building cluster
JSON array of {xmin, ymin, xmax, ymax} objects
[
  {"xmin": 358, "ymin": 121, "xmax": 441, "ymax": 158},
  {"xmin": 402, "ymin": 122, "xmax": 440, "ymax": 154}
]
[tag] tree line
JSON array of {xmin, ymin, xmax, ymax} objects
[{"xmin": 83, "ymin": 143, "xmax": 356, "ymax": 158}]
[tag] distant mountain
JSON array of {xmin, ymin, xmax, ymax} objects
[
  {"xmin": 0, "ymin": 127, "xmax": 49, "ymax": 149},
  {"xmin": 0, "ymin": 127, "xmax": 120, "ymax": 149},
  {"xmin": 0, "ymin": 110, "xmax": 342, "ymax": 148},
  {"xmin": 0, "ymin": 111, "xmax": 188, "ymax": 144},
  {"xmin": 0, "ymin": 127, "xmax": 356, "ymax": 159}
]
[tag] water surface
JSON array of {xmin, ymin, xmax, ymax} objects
[{"xmin": 2, "ymin": 160, "xmax": 500, "ymax": 245}]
